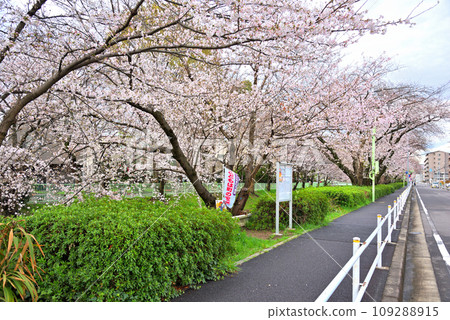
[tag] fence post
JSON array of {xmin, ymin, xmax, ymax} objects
[
  {"xmin": 377, "ymin": 214, "xmax": 383, "ymax": 268},
  {"xmin": 45, "ymin": 184, "xmax": 50, "ymax": 202},
  {"xmin": 352, "ymin": 237, "xmax": 361, "ymax": 302},
  {"xmin": 393, "ymin": 200, "xmax": 397, "ymax": 224},
  {"xmin": 387, "ymin": 206, "xmax": 392, "ymax": 242}
]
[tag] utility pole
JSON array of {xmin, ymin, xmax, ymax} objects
[{"xmin": 368, "ymin": 128, "xmax": 379, "ymax": 203}]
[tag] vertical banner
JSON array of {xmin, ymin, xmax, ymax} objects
[{"xmin": 223, "ymin": 168, "xmax": 240, "ymax": 209}]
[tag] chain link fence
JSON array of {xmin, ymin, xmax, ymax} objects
[{"xmin": 28, "ymin": 182, "xmax": 271, "ymax": 204}]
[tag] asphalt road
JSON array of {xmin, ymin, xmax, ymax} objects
[
  {"xmin": 415, "ymin": 186, "xmax": 450, "ymax": 301},
  {"xmin": 172, "ymin": 188, "xmax": 407, "ymax": 302}
]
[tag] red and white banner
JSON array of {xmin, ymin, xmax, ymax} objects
[{"xmin": 222, "ymin": 168, "xmax": 240, "ymax": 208}]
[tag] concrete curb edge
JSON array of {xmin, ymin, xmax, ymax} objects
[{"xmin": 381, "ymin": 190, "xmax": 412, "ymax": 301}]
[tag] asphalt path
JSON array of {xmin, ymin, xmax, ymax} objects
[
  {"xmin": 415, "ymin": 186, "xmax": 450, "ymax": 301},
  {"xmin": 172, "ymin": 187, "xmax": 408, "ymax": 302}
]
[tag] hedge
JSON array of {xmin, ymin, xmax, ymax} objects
[
  {"xmin": 24, "ymin": 196, "xmax": 239, "ymax": 301},
  {"xmin": 246, "ymin": 189, "xmax": 330, "ymax": 230},
  {"xmin": 246, "ymin": 183, "xmax": 404, "ymax": 231},
  {"xmin": 369, "ymin": 182, "xmax": 403, "ymax": 200}
]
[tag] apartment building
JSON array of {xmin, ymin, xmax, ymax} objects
[{"xmin": 423, "ymin": 150, "xmax": 450, "ymax": 182}]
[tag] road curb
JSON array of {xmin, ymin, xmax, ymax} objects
[
  {"xmin": 382, "ymin": 190, "xmax": 412, "ymax": 302},
  {"xmin": 235, "ymin": 233, "xmax": 302, "ymax": 266}
]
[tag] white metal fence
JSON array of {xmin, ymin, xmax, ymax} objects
[{"xmin": 315, "ymin": 184, "xmax": 412, "ymax": 302}]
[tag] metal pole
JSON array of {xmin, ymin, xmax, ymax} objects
[
  {"xmin": 289, "ymin": 198, "xmax": 293, "ymax": 229},
  {"xmin": 275, "ymin": 162, "xmax": 280, "ymax": 235},
  {"xmin": 276, "ymin": 199, "xmax": 280, "ymax": 235},
  {"xmin": 352, "ymin": 237, "xmax": 361, "ymax": 302},
  {"xmin": 394, "ymin": 200, "xmax": 398, "ymax": 224},
  {"xmin": 401, "ymin": 193, "xmax": 404, "ymax": 210},
  {"xmin": 388, "ymin": 206, "xmax": 392, "ymax": 242},
  {"xmin": 372, "ymin": 128, "xmax": 376, "ymax": 203},
  {"xmin": 377, "ymin": 214, "xmax": 383, "ymax": 268}
]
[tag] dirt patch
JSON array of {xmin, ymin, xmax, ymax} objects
[{"xmin": 244, "ymin": 229, "xmax": 274, "ymax": 240}]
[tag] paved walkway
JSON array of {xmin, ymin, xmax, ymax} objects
[{"xmin": 173, "ymin": 188, "xmax": 409, "ymax": 302}]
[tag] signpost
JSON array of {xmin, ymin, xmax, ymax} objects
[{"xmin": 276, "ymin": 162, "xmax": 293, "ymax": 235}]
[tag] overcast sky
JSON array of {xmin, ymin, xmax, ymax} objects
[
  {"xmin": 344, "ymin": 0, "xmax": 450, "ymax": 89},
  {"xmin": 342, "ymin": 0, "xmax": 450, "ymax": 154}
]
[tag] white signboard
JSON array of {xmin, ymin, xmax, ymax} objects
[
  {"xmin": 275, "ymin": 162, "xmax": 293, "ymax": 235},
  {"xmin": 277, "ymin": 164, "xmax": 293, "ymax": 202}
]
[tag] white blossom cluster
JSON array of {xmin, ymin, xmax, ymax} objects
[{"xmin": 0, "ymin": 146, "xmax": 50, "ymax": 214}]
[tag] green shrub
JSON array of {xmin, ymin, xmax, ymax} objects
[
  {"xmin": 370, "ymin": 182, "xmax": 403, "ymax": 200},
  {"xmin": 313, "ymin": 186, "xmax": 370, "ymax": 207},
  {"xmin": 245, "ymin": 197, "xmax": 278, "ymax": 230},
  {"xmin": 24, "ymin": 196, "xmax": 239, "ymax": 301},
  {"xmin": 246, "ymin": 189, "xmax": 330, "ymax": 230},
  {"xmin": 309, "ymin": 183, "xmax": 403, "ymax": 208}
]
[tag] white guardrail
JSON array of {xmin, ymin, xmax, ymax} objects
[{"xmin": 315, "ymin": 185, "xmax": 412, "ymax": 302}]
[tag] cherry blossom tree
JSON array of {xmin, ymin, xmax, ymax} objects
[
  {"xmin": 314, "ymin": 60, "xmax": 450, "ymax": 186},
  {"xmin": 1, "ymin": 0, "xmax": 408, "ymax": 214}
]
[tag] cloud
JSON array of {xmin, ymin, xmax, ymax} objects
[
  {"xmin": 343, "ymin": 0, "xmax": 450, "ymax": 89},
  {"xmin": 428, "ymin": 141, "xmax": 450, "ymax": 153}
]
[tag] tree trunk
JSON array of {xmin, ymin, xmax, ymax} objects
[
  {"xmin": 232, "ymin": 155, "xmax": 256, "ymax": 216},
  {"xmin": 293, "ymin": 171, "xmax": 300, "ymax": 190},
  {"xmin": 231, "ymin": 186, "xmax": 251, "ymax": 216},
  {"xmin": 158, "ymin": 177, "xmax": 165, "ymax": 195},
  {"xmin": 249, "ymin": 182, "xmax": 255, "ymax": 194},
  {"xmin": 265, "ymin": 162, "xmax": 272, "ymax": 191},
  {"xmin": 231, "ymin": 164, "xmax": 259, "ymax": 216},
  {"xmin": 128, "ymin": 102, "xmax": 216, "ymax": 207},
  {"xmin": 301, "ymin": 171, "xmax": 306, "ymax": 189},
  {"xmin": 231, "ymin": 81, "xmax": 258, "ymax": 216},
  {"xmin": 316, "ymin": 137, "xmax": 365, "ymax": 187}
]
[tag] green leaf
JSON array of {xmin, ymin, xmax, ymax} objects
[{"xmin": 3, "ymin": 286, "xmax": 17, "ymax": 302}]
